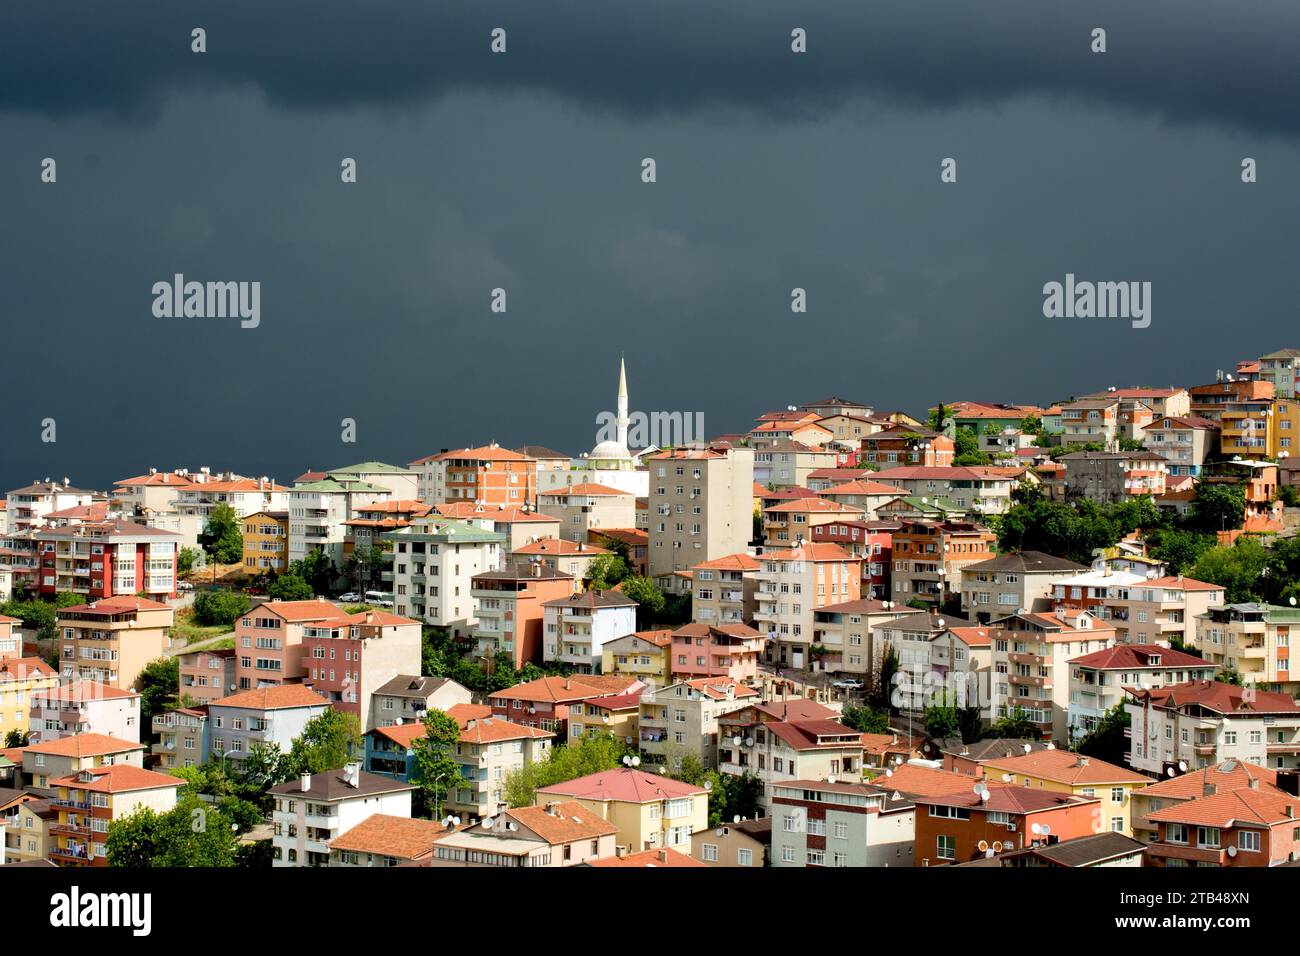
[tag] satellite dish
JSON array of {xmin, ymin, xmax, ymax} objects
[
  {"xmin": 1023, "ymin": 744, "xmax": 1032, "ymax": 753},
  {"xmin": 977, "ymin": 840, "xmax": 989, "ymax": 852},
  {"xmin": 885, "ymin": 768, "xmax": 893, "ymax": 777},
  {"xmin": 745, "ymin": 737, "xmax": 755, "ymax": 748},
  {"xmin": 1166, "ymin": 767, "xmax": 1176, "ymax": 777},
  {"xmin": 1227, "ymin": 845, "xmax": 1238, "ymax": 858},
  {"xmin": 732, "ymin": 736, "xmax": 742, "ymax": 747},
  {"xmin": 715, "ymin": 828, "xmax": 725, "ymax": 837},
  {"xmin": 1001, "ymin": 773, "xmax": 1012, "ymax": 783},
  {"xmin": 936, "ymin": 619, "xmax": 946, "ymax": 629},
  {"xmin": 632, "ymin": 756, "xmax": 641, "ymax": 767},
  {"xmin": 1045, "ymin": 742, "xmax": 1055, "ymax": 750},
  {"xmin": 992, "ymin": 841, "xmax": 1003, "ymax": 852},
  {"xmin": 481, "ymin": 817, "xmax": 493, "ymax": 829},
  {"xmin": 1031, "ymin": 823, "xmax": 1042, "ymax": 835},
  {"xmin": 894, "ymin": 755, "xmax": 903, "ymax": 765},
  {"xmin": 1041, "ymin": 824, "xmax": 1050, "ymax": 835},
  {"xmin": 733, "ymin": 815, "xmax": 741, "ymax": 824},
  {"xmin": 985, "ymin": 848, "xmax": 995, "ymax": 859},
  {"xmin": 979, "ymin": 790, "xmax": 989, "ymax": 802},
  {"xmin": 704, "ymin": 780, "xmax": 713, "ymax": 792},
  {"xmin": 1177, "ymin": 760, "xmax": 1187, "ymax": 772}
]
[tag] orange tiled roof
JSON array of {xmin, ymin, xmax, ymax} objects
[
  {"xmin": 588, "ymin": 847, "xmax": 705, "ymax": 867},
  {"xmin": 510, "ymin": 800, "xmax": 618, "ymax": 844},
  {"xmin": 52, "ymin": 764, "xmax": 183, "ymax": 794},
  {"xmin": 1148, "ymin": 787, "xmax": 1300, "ymax": 828},
  {"xmin": 327, "ymin": 813, "xmax": 450, "ymax": 858},
  {"xmin": 25, "ymin": 733, "xmax": 144, "ymax": 758},
  {"xmin": 211, "ymin": 685, "xmax": 330, "ymax": 711},
  {"xmin": 980, "ymin": 748, "xmax": 1148, "ymax": 785},
  {"xmin": 537, "ymin": 767, "xmax": 707, "ymax": 803}
]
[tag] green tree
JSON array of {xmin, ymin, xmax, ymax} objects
[
  {"xmin": 952, "ymin": 427, "xmax": 991, "ymax": 467},
  {"xmin": 290, "ymin": 549, "xmax": 339, "ymax": 595},
  {"xmin": 288, "ymin": 709, "xmax": 362, "ymax": 775},
  {"xmin": 620, "ymin": 576, "xmax": 666, "ymax": 623},
  {"xmin": 841, "ymin": 705, "xmax": 891, "ymax": 734},
  {"xmin": 1188, "ymin": 538, "xmax": 1270, "ymax": 604},
  {"xmin": 708, "ymin": 771, "xmax": 764, "ymax": 828},
  {"xmin": 106, "ymin": 796, "xmax": 240, "ymax": 867},
  {"xmin": 192, "ymin": 589, "xmax": 252, "ymax": 627},
  {"xmin": 234, "ymin": 742, "xmax": 295, "ymax": 803},
  {"xmin": 1147, "ymin": 528, "xmax": 1216, "ymax": 576},
  {"xmin": 1076, "ymin": 704, "xmax": 1130, "ymax": 766},
  {"xmin": 503, "ymin": 735, "xmax": 631, "ymax": 807},
  {"xmin": 345, "ymin": 545, "xmax": 387, "ymax": 594},
  {"xmin": 178, "ymin": 546, "xmax": 199, "ymax": 576},
  {"xmin": 869, "ymin": 644, "xmax": 901, "ymax": 714},
  {"xmin": 1188, "ymin": 479, "xmax": 1246, "ymax": 533},
  {"xmin": 585, "ymin": 553, "xmax": 629, "ymax": 590},
  {"xmin": 0, "ymin": 599, "xmax": 57, "ymax": 641},
  {"xmin": 988, "ymin": 706, "xmax": 1040, "ymax": 739},
  {"xmin": 1280, "ymin": 485, "xmax": 1300, "ymax": 509},
  {"xmin": 199, "ymin": 502, "xmax": 244, "ymax": 566},
  {"xmin": 1218, "ymin": 666, "xmax": 1243, "ymax": 686},
  {"xmin": 923, "ymin": 691, "xmax": 960, "ymax": 739},
  {"xmin": 267, "ymin": 573, "xmax": 313, "ymax": 601},
  {"xmin": 410, "ymin": 709, "xmax": 468, "ymax": 819},
  {"xmin": 135, "ymin": 657, "xmax": 178, "ymax": 726},
  {"xmin": 4, "ymin": 729, "xmax": 29, "ymax": 748}
]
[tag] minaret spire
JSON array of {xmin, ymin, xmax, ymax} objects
[{"xmin": 616, "ymin": 354, "xmax": 629, "ymax": 450}]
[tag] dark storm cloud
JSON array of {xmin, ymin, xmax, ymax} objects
[{"xmin": 3, "ymin": 0, "xmax": 1299, "ymax": 136}]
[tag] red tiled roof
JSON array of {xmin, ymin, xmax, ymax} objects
[
  {"xmin": 1069, "ymin": 643, "xmax": 1210, "ymax": 671},
  {"xmin": 510, "ymin": 800, "xmax": 618, "ymax": 844},
  {"xmin": 980, "ymin": 748, "xmax": 1148, "ymax": 785},
  {"xmin": 692, "ymin": 553, "xmax": 761, "ymax": 572},
  {"xmin": 1148, "ymin": 787, "xmax": 1300, "ymax": 827},
  {"xmin": 53, "ymin": 764, "xmax": 183, "ymax": 794},
  {"xmin": 1133, "ymin": 680, "xmax": 1300, "ymax": 716},
  {"xmin": 588, "ymin": 847, "xmax": 705, "ymax": 867},
  {"xmin": 759, "ymin": 542, "xmax": 854, "ymax": 562},
  {"xmin": 25, "ymin": 733, "xmax": 145, "ymax": 758},
  {"xmin": 540, "ymin": 483, "xmax": 633, "ymax": 497},
  {"xmin": 537, "ymin": 767, "xmax": 707, "ymax": 803},
  {"xmin": 1138, "ymin": 761, "xmax": 1279, "ymax": 800},
  {"xmin": 512, "ymin": 538, "xmax": 610, "ymax": 557},
  {"xmin": 327, "ymin": 813, "xmax": 450, "ymax": 858},
  {"xmin": 211, "ymin": 685, "xmax": 330, "ymax": 711}
]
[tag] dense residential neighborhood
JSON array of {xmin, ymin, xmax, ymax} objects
[{"xmin": 6, "ymin": 352, "xmax": 1300, "ymax": 870}]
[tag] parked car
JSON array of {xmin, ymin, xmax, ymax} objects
[
  {"xmin": 339, "ymin": 592, "xmax": 362, "ymax": 603},
  {"xmin": 176, "ymin": 581, "xmax": 195, "ymax": 593},
  {"xmin": 832, "ymin": 679, "xmax": 864, "ymax": 690}
]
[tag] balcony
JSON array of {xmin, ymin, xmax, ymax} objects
[
  {"xmin": 1147, "ymin": 843, "xmax": 1227, "ymax": 866},
  {"xmin": 1008, "ymin": 652, "xmax": 1046, "ymax": 666},
  {"xmin": 1008, "ymin": 673, "xmax": 1051, "ymax": 689}
]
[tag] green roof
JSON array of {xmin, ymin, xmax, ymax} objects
[
  {"xmin": 328, "ymin": 461, "xmax": 415, "ymax": 476},
  {"xmin": 293, "ymin": 478, "xmax": 350, "ymax": 493},
  {"xmin": 384, "ymin": 518, "xmax": 505, "ymax": 544}
]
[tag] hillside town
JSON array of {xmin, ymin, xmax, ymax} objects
[{"xmin": 4, "ymin": 351, "xmax": 1300, "ymax": 870}]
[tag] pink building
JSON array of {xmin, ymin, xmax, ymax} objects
[
  {"xmin": 670, "ymin": 623, "xmax": 763, "ymax": 683},
  {"xmin": 178, "ymin": 647, "xmax": 237, "ymax": 706}
]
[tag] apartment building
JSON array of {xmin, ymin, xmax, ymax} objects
[
  {"xmin": 56, "ymin": 596, "xmax": 174, "ymax": 692},
  {"xmin": 288, "ymin": 477, "xmax": 391, "ymax": 566},
  {"xmin": 1, "ymin": 791, "xmax": 56, "ymax": 864},
  {"xmin": 1050, "ymin": 569, "xmax": 1147, "ymax": 615},
  {"xmin": 647, "ymin": 446, "xmax": 754, "ymax": 578},
  {"xmin": 755, "ymin": 542, "xmax": 861, "ymax": 671},
  {"xmin": 1068, "ymin": 643, "xmax": 1217, "ymax": 742},
  {"xmin": 692, "ymin": 816, "xmax": 771, "ymax": 867},
  {"xmin": 638, "ymin": 677, "xmax": 758, "ymax": 769},
  {"xmin": 542, "ymin": 589, "xmax": 638, "ymax": 673},
  {"xmin": 231, "ymin": 597, "xmax": 348, "ymax": 691},
  {"xmin": 861, "ymin": 427, "xmax": 954, "ymax": 469},
  {"xmin": 717, "ymin": 707, "xmax": 864, "ymax": 810},
  {"xmin": 536, "ymin": 767, "xmax": 709, "ymax": 855},
  {"xmin": 47, "ymin": 764, "xmax": 183, "ymax": 867},
  {"xmin": 818, "ymin": 480, "xmax": 909, "ymax": 518},
  {"xmin": 1093, "ymin": 575, "xmax": 1225, "ymax": 645},
  {"xmin": 1145, "ymin": 785, "xmax": 1300, "ymax": 867},
  {"xmin": 241, "ymin": 510, "xmax": 289, "ymax": 574},
  {"xmin": 1080, "ymin": 387, "xmax": 1191, "ymax": 420},
  {"xmin": 301, "ymin": 610, "xmax": 421, "ymax": 728},
  {"xmin": 487, "ymin": 674, "xmax": 643, "ymax": 737},
  {"xmin": 601, "ymin": 630, "xmax": 673, "ymax": 686},
  {"xmin": 978, "ymin": 749, "xmax": 1149, "ymax": 836},
  {"xmin": 174, "ymin": 476, "xmax": 289, "ymax": 521},
  {"xmin": 270, "ymin": 764, "xmax": 415, "ymax": 867},
  {"xmin": 364, "ymin": 705, "xmax": 554, "ymax": 818},
  {"xmin": 1193, "ymin": 603, "xmax": 1300, "ymax": 695},
  {"xmin": 110, "ymin": 469, "xmax": 201, "ymax": 515},
  {"xmin": 1128, "ymin": 759, "xmax": 1280, "ymax": 845},
  {"xmin": 20, "ymin": 733, "xmax": 145, "ymax": 792},
  {"xmin": 1126, "ymin": 680, "xmax": 1300, "ymax": 774},
  {"xmin": 27, "ymin": 682, "xmax": 140, "ymax": 746},
  {"xmin": 812, "ymin": 598, "xmax": 923, "ymax": 680},
  {"xmin": 691, "ymin": 553, "xmax": 759, "ymax": 627},
  {"xmin": 408, "ymin": 444, "xmax": 537, "ymax": 506},
  {"xmin": 1190, "ymin": 378, "xmax": 1275, "ymax": 452},
  {"xmin": 370, "ymin": 674, "xmax": 473, "ymax": 729},
  {"xmin": 961, "ymin": 551, "xmax": 1087, "ymax": 623},
  {"xmin": 1057, "ymin": 397, "xmax": 1120, "ymax": 445},
  {"xmin": 4, "ymin": 480, "xmax": 100, "ymax": 534},
  {"xmin": 890, "ymin": 519, "xmax": 996, "ymax": 608},
  {"xmin": 470, "ymin": 564, "xmax": 575, "ymax": 668},
  {"xmin": 177, "ymin": 647, "xmax": 236, "ymax": 706},
  {"xmin": 762, "ymin": 498, "xmax": 865, "ymax": 548},
  {"xmin": 435, "ymin": 503, "xmax": 560, "ymax": 555},
  {"xmin": 208, "ymin": 685, "xmax": 330, "ymax": 765},
  {"xmin": 770, "ymin": 779, "xmax": 916, "ymax": 867},
  {"xmin": 589, "ymin": 527, "xmax": 649, "ymax": 576},
  {"xmin": 809, "ymin": 521, "xmax": 892, "ymax": 597},
  {"xmin": 806, "ymin": 467, "xmax": 879, "ymax": 492},
  {"xmin": 988, "ymin": 609, "xmax": 1116, "ymax": 742},
  {"xmin": 509, "ymin": 537, "xmax": 607, "ymax": 583},
  {"xmin": 1258, "ymin": 348, "xmax": 1300, "ymax": 398},
  {"xmin": 150, "ymin": 705, "xmax": 209, "ymax": 771},
  {"xmin": 386, "ymin": 517, "xmax": 505, "ymax": 636},
  {"xmin": 345, "ymin": 500, "xmax": 433, "ymax": 561},
  {"xmin": 428, "ymin": 800, "xmax": 618, "ymax": 867},
  {"xmin": 0, "ymin": 658, "xmax": 59, "ymax": 742},
  {"xmin": 536, "ymin": 483, "xmax": 637, "ymax": 544},
  {"xmin": 670, "ymin": 622, "xmax": 763, "ymax": 683},
  {"xmin": 1058, "ymin": 451, "xmax": 1168, "ymax": 503},
  {"xmin": 912, "ymin": 784, "xmax": 1100, "ymax": 867},
  {"xmin": 34, "ymin": 521, "xmax": 180, "ymax": 601},
  {"xmin": 748, "ymin": 418, "xmax": 833, "ymax": 450},
  {"xmin": 751, "ymin": 441, "xmax": 838, "ymax": 488},
  {"xmin": 880, "ymin": 610, "xmax": 980, "ymax": 712},
  {"xmin": 0, "ymin": 614, "xmax": 23, "ymax": 660},
  {"xmin": 941, "ymin": 402, "xmax": 1050, "ymax": 434},
  {"xmin": 1139, "ymin": 416, "xmax": 1221, "ymax": 478}
]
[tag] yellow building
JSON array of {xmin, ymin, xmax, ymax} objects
[
  {"xmin": 242, "ymin": 510, "xmax": 290, "ymax": 574},
  {"xmin": 535, "ymin": 767, "xmax": 709, "ymax": 856},
  {"xmin": 48, "ymin": 764, "xmax": 182, "ymax": 866},
  {"xmin": 1272, "ymin": 397, "xmax": 1299, "ymax": 463},
  {"xmin": 979, "ymin": 749, "xmax": 1149, "ymax": 836},
  {"xmin": 1, "ymin": 791, "xmax": 56, "ymax": 863},
  {"xmin": 0, "ymin": 657, "xmax": 59, "ymax": 741},
  {"xmin": 56, "ymin": 597, "xmax": 174, "ymax": 692},
  {"xmin": 601, "ymin": 630, "xmax": 673, "ymax": 686}
]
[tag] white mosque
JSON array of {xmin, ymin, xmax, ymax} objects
[{"xmin": 536, "ymin": 357, "xmax": 651, "ymax": 498}]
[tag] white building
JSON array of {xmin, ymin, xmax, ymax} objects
[
  {"xmin": 1067, "ymin": 643, "xmax": 1218, "ymax": 743},
  {"xmin": 542, "ymin": 590, "xmax": 638, "ymax": 673},
  {"xmin": 386, "ymin": 517, "xmax": 505, "ymax": 637},
  {"xmin": 27, "ymin": 681, "xmax": 142, "ymax": 745},
  {"xmin": 770, "ymin": 780, "xmax": 915, "ymax": 867},
  {"xmin": 270, "ymin": 764, "xmax": 415, "ymax": 867}
]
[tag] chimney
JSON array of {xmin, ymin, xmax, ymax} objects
[
  {"xmin": 657, "ymin": 850, "xmax": 669, "ymax": 863},
  {"xmin": 615, "ymin": 845, "xmax": 628, "ymax": 858},
  {"xmin": 344, "ymin": 761, "xmax": 361, "ymax": 787},
  {"xmin": 1203, "ymin": 783, "xmax": 1217, "ymax": 797},
  {"xmin": 1076, "ymin": 756, "xmax": 1089, "ymax": 768},
  {"xmin": 545, "ymin": 801, "xmax": 562, "ymax": 817},
  {"xmin": 465, "ymin": 719, "xmax": 477, "ymax": 730},
  {"xmin": 300, "ymin": 771, "xmax": 312, "ymax": 792}
]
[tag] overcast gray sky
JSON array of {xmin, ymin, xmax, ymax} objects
[{"xmin": 2, "ymin": 1, "xmax": 1297, "ymax": 490}]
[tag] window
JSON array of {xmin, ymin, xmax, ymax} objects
[
  {"xmin": 737, "ymin": 848, "xmax": 753, "ymax": 866},
  {"xmin": 701, "ymin": 843, "xmax": 718, "ymax": 862},
  {"xmin": 1238, "ymin": 830, "xmax": 1260, "ymax": 853},
  {"xmin": 936, "ymin": 835, "xmax": 956, "ymax": 860}
]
